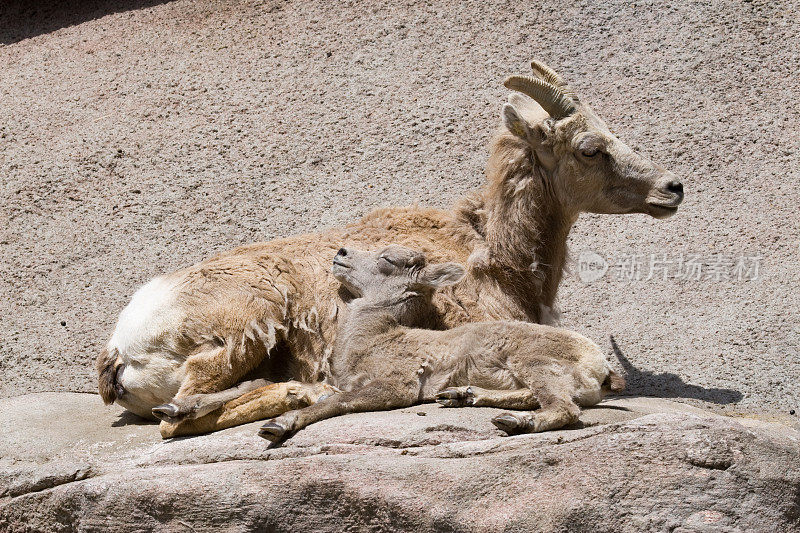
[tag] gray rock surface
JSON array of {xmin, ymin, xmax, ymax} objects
[
  {"xmin": 0, "ymin": 0, "xmax": 798, "ymax": 421},
  {"xmin": 1, "ymin": 393, "xmax": 799, "ymax": 532},
  {"xmin": 2, "ymin": 2, "xmax": 799, "ymax": 530}
]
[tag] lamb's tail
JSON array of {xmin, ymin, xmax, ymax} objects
[
  {"xmin": 97, "ymin": 347, "xmax": 123, "ymax": 404},
  {"xmin": 603, "ymin": 369, "xmax": 626, "ymax": 394}
]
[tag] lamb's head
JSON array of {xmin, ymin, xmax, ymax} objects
[
  {"xmin": 332, "ymin": 245, "xmax": 465, "ymax": 316},
  {"xmin": 498, "ymin": 59, "xmax": 684, "ymax": 219}
]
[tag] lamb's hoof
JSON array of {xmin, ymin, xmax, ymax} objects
[
  {"xmin": 491, "ymin": 413, "xmax": 529, "ymax": 435},
  {"xmin": 152, "ymin": 403, "xmax": 181, "ymax": 423},
  {"xmin": 259, "ymin": 421, "xmax": 291, "ymax": 447},
  {"xmin": 435, "ymin": 386, "xmax": 475, "ymax": 407},
  {"xmin": 311, "ymin": 383, "xmax": 340, "ymax": 403},
  {"xmin": 316, "ymin": 391, "xmax": 336, "ymax": 403}
]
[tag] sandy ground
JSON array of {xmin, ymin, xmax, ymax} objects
[{"xmin": 0, "ymin": 0, "xmax": 797, "ymax": 421}]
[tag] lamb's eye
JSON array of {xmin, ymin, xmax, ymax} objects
[
  {"xmin": 581, "ymin": 148, "xmax": 599, "ymax": 158},
  {"xmin": 377, "ymin": 256, "xmax": 398, "ymax": 274}
]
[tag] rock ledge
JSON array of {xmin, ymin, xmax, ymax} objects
[{"xmin": 1, "ymin": 393, "xmax": 798, "ymax": 532}]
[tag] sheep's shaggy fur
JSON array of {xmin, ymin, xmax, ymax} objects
[{"xmin": 99, "ymin": 64, "xmax": 681, "ymax": 437}]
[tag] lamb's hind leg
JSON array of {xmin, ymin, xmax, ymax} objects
[
  {"xmin": 491, "ymin": 390, "xmax": 580, "ymax": 435},
  {"xmin": 258, "ymin": 380, "xmax": 417, "ymax": 446},
  {"xmin": 159, "ymin": 380, "xmax": 339, "ymax": 438},
  {"xmin": 436, "ymin": 386, "xmax": 540, "ymax": 409}
]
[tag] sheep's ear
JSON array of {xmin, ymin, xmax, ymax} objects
[
  {"xmin": 503, "ymin": 100, "xmax": 550, "ymax": 146},
  {"xmin": 502, "ymin": 103, "xmax": 532, "ymax": 140},
  {"xmin": 505, "ymin": 101, "xmax": 555, "ymax": 168},
  {"xmin": 417, "ymin": 262, "xmax": 466, "ymax": 289}
]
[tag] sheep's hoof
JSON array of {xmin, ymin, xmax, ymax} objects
[
  {"xmin": 259, "ymin": 421, "xmax": 291, "ymax": 446},
  {"xmin": 151, "ymin": 401, "xmax": 200, "ymax": 423},
  {"xmin": 491, "ymin": 413, "xmax": 529, "ymax": 435},
  {"xmin": 152, "ymin": 403, "xmax": 182, "ymax": 423},
  {"xmin": 152, "ymin": 395, "xmax": 217, "ymax": 423},
  {"xmin": 435, "ymin": 386, "xmax": 475, "ymax": 407}
]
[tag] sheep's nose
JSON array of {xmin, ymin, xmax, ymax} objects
[
  {"xmin": 336, "ymin": 248, "xmax": 347, "ymax": 257},
  {"xmin": 665, "ymin": 180, "xmax": 683, "ymax": 195}
]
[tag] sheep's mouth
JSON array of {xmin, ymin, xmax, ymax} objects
[
  {"xmin": 332, "ymin": 260, "xmax": 351, "ymax": 269},
  {"xmin": 646, "ymin": 202, "xmax": 679, "ymax": 218}
]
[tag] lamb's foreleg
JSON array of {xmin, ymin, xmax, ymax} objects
[
  {"xmin": 491, "ymin": 390, "xmax": 580, "ymax": 435},
  {"xmin": 258, "ymin": 380, "xmax": 417, "ymax": 445},
  {"xmin": 436, "ymin": 386, "xmax": 540, "ymax": 409},
  {"xmin": 159, "ymin": 380, "xmax": 338, "ymax": 438}
]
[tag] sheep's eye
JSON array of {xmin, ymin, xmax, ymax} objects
[
  {"xmin": 379, "ymin": 256, "xmax": 397, "ymax": 266},
  {"xmin": 581, "ymin": 148, "xmax": 599, "ymax": 158}
]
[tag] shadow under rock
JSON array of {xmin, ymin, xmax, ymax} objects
[
  {"xmin": 1, "ymin": 0, "xmax": 178, "ymax": 45},
  {"xmin": 609, "ymin": 335, "xmax": 743, "ymax": 405},
  {"xmin": 111, "ymin": 410, "xmax": 158, "ymax": 427}
]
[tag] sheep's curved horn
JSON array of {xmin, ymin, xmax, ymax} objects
[
  {"xmin": 503, "ymin": 75, "xmax": 576, "ymax": 119},
  {"xmin": 529, "ymin": 59, "xmax": 577, "ymax": 101}
]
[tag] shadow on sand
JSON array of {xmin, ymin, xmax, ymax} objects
[
  {"xmin": 609, "ymin": 335, "xmax": 743, "ymax": 405},
  {"xmin": 111, "ymin": 410, "xmax": 158, "ymax": 427},
  {"xmin": 1, "ymin": 0, "xmax": 177, "ymax": 45}
]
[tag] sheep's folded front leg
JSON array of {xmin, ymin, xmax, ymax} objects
[
  {"xmin": 151, "ymin": 345, "xmax": 263, "ymax": 426},
  {"xmin": 153, "ymin": 378, "xmax": 272, "ymax": 424},
  {"xmin": 159, "ymin": 381, "xmax": 338, "ymax": 438}
]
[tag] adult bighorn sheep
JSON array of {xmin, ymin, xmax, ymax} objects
[
  {"xmin": 258, "ymin": 244, "xmax": 625, "ymax": 445},
  {"xmin": 97, "ymin": 60, "xmax": 683, "ymax": 437}
]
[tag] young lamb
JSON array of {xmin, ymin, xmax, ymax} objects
[{"xmin": 258, "ymin": 245, "xmax": 625, "ymax": 444}]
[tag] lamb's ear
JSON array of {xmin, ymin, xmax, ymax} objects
[{"xmin": 417, "ymin": 262, "xmax": 466, "ymax": 289}]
